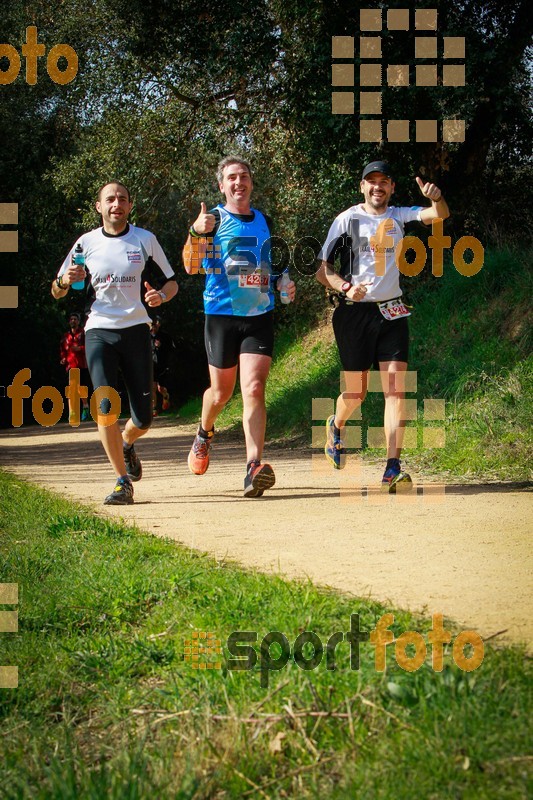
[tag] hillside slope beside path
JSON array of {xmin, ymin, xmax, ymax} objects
[{"xmin": 0, "ymin": 420, "xmax": 531, "ymax": 647}]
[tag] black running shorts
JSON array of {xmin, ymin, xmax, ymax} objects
[
  {"xmin": 204, "ymin": 312, "xmax": 274, "ymax": 369},
  {"xmin": 85, "ymin": 324, "xmax": 153, "ymax": 429},
  {"xmin": 332, "ymin": 300, "xmax": 409, "ymax": 372}
]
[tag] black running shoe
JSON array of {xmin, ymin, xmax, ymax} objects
[
  {"xmin": 104, "ymin": 477, "xmax": 134, "ymax": 505},
  {"xmin": 243, "ymin": 460, "xmax": 276, "ymax": 498},
  {"xmin": 123, "ymin": 442, "xmax": 142, "ymax": 481}
]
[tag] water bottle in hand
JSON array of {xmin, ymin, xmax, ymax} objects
[
  {"xmin": 72, "ymin": 244, "xmax": 86, "ymax": 290},
  {"xmin": 280, "ymin": 269, "xmax": 291, "ymax": 305}
]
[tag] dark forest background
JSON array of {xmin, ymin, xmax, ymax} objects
[{"xmin": 0, "ymin": 0, "xmax": 531, "ymax": 426}]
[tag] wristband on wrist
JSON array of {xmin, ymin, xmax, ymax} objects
[
  {"xmin": 158, "ymin": 290, "xmax": 167, "ymax": 302},
  {"xmin": 341, "ymin": 281, "xmax": 352, "ymax": 293},
  {"xmin": 189, "ymin": 226, "xmax": 201, "ymax": 238}
]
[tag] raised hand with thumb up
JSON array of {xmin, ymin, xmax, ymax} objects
[
  {"xmin": 191, "ymin": 202, "xmax": 216, "ymax": 235},
  {"xmin": 415, "ymin": 176, "xmax": 443, "ymax": 202},
  {"xmin": 144, "ymin": 281, "xmax": 164, "ymax": 307}
]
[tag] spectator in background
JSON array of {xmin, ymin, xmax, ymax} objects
[
  {"xmin": 60, "ymin": 311, "xmax": 91, "ymax": 422},
  {"xmin": 150, "ymin": 316, "xmax": 175, "ymax": 415}
]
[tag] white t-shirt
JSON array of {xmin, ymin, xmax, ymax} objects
[
  {"xmin": 319, "ymin": 204, "xmax": 423, "ymax": 301},
  {"xmin": 58, "ymin": 224, "xmax": 175, "ymax": 331}
]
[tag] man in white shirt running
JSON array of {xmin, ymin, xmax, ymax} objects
[
  {"xmin": 52, "ymin": 181, "xmax": 178, "ymax": 505},
  {"xmin": 316, "ymin": 160, "xmax": 449, "ymax": 492}
]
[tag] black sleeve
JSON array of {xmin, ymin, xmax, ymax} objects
[{"xmin": 142, "ymin": 257, "xmax": 176, "ymax": 290}]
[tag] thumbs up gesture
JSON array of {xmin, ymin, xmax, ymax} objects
[
  {"xmin": 144, "ymin": 281, "xmax": 164, "ymax": 307},
  {"xmin": 192, "ymin": 202, "xmax": 216, "ymax": 235},
  {"xmin": 416, "ymin": 176, "xmax": 443, "ymax": 202}
]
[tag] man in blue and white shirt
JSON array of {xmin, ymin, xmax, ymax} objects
[{"xmin": 182, "ymin": 156, "xmax": 296, "ymax": 497}]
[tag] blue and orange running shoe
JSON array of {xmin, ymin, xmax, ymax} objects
[
  {"xmin": 381, "ymin": 458, "xmax": 413, "ymax": 494},
  {"xmin": 325, "ymin": 415, "xmax": 346, "ymax": 470}
]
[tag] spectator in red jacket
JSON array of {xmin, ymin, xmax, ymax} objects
[{"xmin": 60, "ymin": 312, "xmax": 91, "ymax": 421}]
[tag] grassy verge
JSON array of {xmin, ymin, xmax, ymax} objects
[
  {"xmin": 179, "ymin": 247, "xmax": 532, "ymax": 481},
  {"xmin": 1, "ymin": 470, "xmax": 531, "ymax": 798}
]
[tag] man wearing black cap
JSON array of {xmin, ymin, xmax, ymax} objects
[{"xmin": 316, "ymin": 160, "xmax": 449, "ymax": 492}]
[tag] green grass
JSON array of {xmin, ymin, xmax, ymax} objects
[
  {"xmin": 179, "ymin": 247, "xmax": 532, "ymax": 481},
  {"xmin": 1, "ymin": 471, "xmax": 531, "ymax": 798}
]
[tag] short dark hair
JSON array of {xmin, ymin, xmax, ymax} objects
[
  {"xmin": 97, "ymin": 181, "xmax": 131, "ymax": 202},
  {"xmin": 216, "ymin": 156, "xmax": 252, "ymax": 185}
]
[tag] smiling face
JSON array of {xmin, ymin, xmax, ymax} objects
[
  {"xmin": 219, "ymin": 163, "xmax": 253, "ymax": 213},
  {"xmin": 95, "ymin": 183, "xmax": 133, "ymax": 233},
  {"xmin": 360, "ymin": 172, "xmax": 395, "ymax": 214}
]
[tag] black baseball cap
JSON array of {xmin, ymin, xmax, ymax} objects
[{"xmin": 362, "ymin": 160, "xmax": 394, "ymax": 180}]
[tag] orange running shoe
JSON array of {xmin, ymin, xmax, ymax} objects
[
  {"xmin": 188, "ymin": 427, "xmax": 214, "ymax": 475},
  {"xmin": 243, "ymin": 460, "xmax": 276, "ymax": 498}
]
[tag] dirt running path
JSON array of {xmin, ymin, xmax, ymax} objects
[{"xmin": 1, "ymin": 420, "xmax": 531, "ymax": 647}]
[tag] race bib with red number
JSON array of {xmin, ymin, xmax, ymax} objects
[
  {"xmin": 238, "ymin": 270, "xmax": 270, "ymax": 289},
  {"xmin": 378, "ymin": 299, "xmax": 411, "ymax": 321}
]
